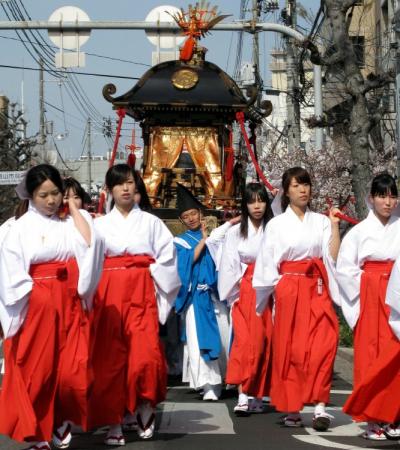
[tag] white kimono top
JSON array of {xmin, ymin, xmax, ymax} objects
[
  {"xmin": 336, "ymin": 211, "xmax": 400, "ymax": 329},
  {"xmin": 205, "ymin": 221, "xmax": 233, "ymax": 270},
  {"xmin": 218, "ymin": 219, "xmax": 264, "ymax": 305},
  {"xmin": 253, "ymin": 206, "xmax": 339, "ymax": 313},
  {"xmin": 0, "ymin": 203, "xmax": 104, "ymax": 338},
  {"xmin": 94, "ymin": 205, "xmax": 181, "ymax": 325}
]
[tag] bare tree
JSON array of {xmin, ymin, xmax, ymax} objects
[{"xmin": 0, "ymin": 102, "xmax": 37, "ymax": 223}]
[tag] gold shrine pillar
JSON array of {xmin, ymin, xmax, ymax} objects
[{"xmin": 143, "ymin": 126, "xmax": 225, "ymax": 199}]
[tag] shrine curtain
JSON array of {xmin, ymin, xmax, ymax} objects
[{"xmin": 143, "ymin": 126, "xmax": 224, "ymax": 199}]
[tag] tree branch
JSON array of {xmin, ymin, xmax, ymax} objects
[
  {"xmin": 304, "ymin": 115, "xmax": 348, "ymax": 128},
  {"xmin": 368, "ymin": 105, "xmax": 388, "ymax": 131},
  {"xmin": 340, "ymin": 0, "xmax": 359, "ymax": 13},
  {"xmin": 362, "ymin": 71, "xmax": 395, "ymax": 94},
  {"xmin": 302, "ymin": 39, "xmax": 345, "ymax": 67}
]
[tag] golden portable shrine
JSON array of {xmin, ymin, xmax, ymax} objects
[{"xmin": 101, "ymin": 3, "xmax": 273, "ymax": 222}]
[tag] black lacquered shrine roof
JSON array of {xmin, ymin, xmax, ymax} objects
[{"xmin": 103, "ymin": 58, "xmax": 254, "ymax": 122}]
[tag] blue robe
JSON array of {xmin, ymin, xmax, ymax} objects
[{"xmin": 174, "ymin": 229, "xmax": 221, "ymax": 361}]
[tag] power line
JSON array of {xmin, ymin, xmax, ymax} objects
[
  {"xmin": 2, "ymin": 1, "xmax": 118, "ymax": 132},
  {"xmin": 0, "ymin": 63, "xmax": 140, "ymax": 80},
  {"xmin": 0, "ymin": 34, "xmax": 151, "ymax": 67}
]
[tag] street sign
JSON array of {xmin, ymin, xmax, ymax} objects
[{"xmin": 0, "ymin": 171, "xmax": 26, "ymax": 185}]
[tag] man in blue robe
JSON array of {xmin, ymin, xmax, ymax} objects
[{"xmin": 174, "ymin": 184, "xmax": 227, "ymax": 401}]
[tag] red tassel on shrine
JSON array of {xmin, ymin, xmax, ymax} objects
[
  {"xmin": 127, "ymin": 152, "xmax": 136, "ymax": 168},
  {"xmin": 225, "ymin": 147, "xmax": 234, "ymax": 182},
  {"xmin": 180, "ymin": 36, "xmax": 196, "ymax": 62},
  {"xmin": 225, "ymin": 128, "xmax": 234, "ymax": 182}
]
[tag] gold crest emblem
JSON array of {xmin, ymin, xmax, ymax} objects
[{"xmin": 171, "ymin": 69, "xmax": 199, "ymax": 90}]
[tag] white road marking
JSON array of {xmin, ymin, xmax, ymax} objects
[
  {"xmin": 293, "ymin": 407, "xmax": 383, "ymax": 449},
  {"xmin": 301, "ymin": 406, "xmax": 343, "ymax": 413},
  {"xmin": 331, "ymin": 389, "xmax": 352, "ymax": 394},
  {"xmin": 293, "ymin": 434, "xmax": 383, "ymax": 450}
]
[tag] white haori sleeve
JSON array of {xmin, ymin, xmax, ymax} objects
[
  {"xmin": 321, "ymin": 215, "xmax": 341, "ymax": 307},
  {"xmin": 253, "ymin": 222, "xmax": 276, "ymax": 314},
  {"xmin": 0, "ymin": 217, "xmax": 15, "ymax": 249},
  {"xmin": 206, "ymin": 221, "xmax": 232, "ymax": 270},
  {"xmin": 149, "ymin": 218, "xmax": 181, "ymax": 325},
  {"xmin": 336, "ymin": 227, "xmax": 362, "ymax": 328},
  {"xmin": 217, "ymin": 226, "xmax": 243, "ymax": 305},
  {"xmin": 0, "ymin": 295, "xmax": 29, "ymax": 339},
  {"xmin": 0, "ymin": 224, "xmax": 32, "ymax": 306},
  {"xmin": 0, "ymin": 224, "xmax": 32, "ymax": 338},
  {"xmin": 70, "ymin": 209, "xmax": 105, "ymax": 311},
  {"xmin": 386, "ymin": 255, "xmax": 400, "ymax": 339}
]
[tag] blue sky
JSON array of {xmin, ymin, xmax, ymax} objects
[{"xmin": 0, "ymin": 0, "xmax": 318, "ymax": 161}]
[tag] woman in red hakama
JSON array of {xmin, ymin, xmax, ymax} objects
[
  {"xmin": 343, "ymin": 335, "xmax": 400, "ymax": 433},
  {"xmin": 0, "ymin": 164, "xmax": 102, "ymax": 450},
  {"xmin": 89, "ymin": 164, "xmax": 180, "ymax": 445},
  {"xmin": 253, "ymin": 167, "xmax": 341, "ymax": 431},
  {"xmin": 337, "ymin": 174, "xmax": 400, "ymax": 440},
  {"xmin": 218, "ymin": 183, "xmax": 273, "ymax": 415}
]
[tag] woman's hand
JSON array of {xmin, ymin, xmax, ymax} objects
[
  {"xmin": 200, "ymin": 221, "xmax": 208, "ymax": 241},
  {"xmin": 67, "ymin": 195, "xmax": 79, "ymax": 216},
  {"xmin": 68, "ymin": 199, "xmax": 91, "ymax": 246},
  {"xmin": 229, "ymin": 215, "xmax": 241, "ymax": 225},
  {"xmin": 329, "ymin": 207, "xmax": 341, "ymax": 226},
  {"xmin": 328, "ymin": 207, "xmax": 341, "ymax": 261},
  {"xmin": 271, "ymin": 188, "xmax": 279, "ymax": 197}
]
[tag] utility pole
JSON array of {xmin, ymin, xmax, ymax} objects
[
  {"xmin": 395, "ymin": 5, "xmax": 400, "ymax": 180},
  {"xmin": 87, "ymin": 117, "xmax": 92, "ymax": 198},
  {"xmin": 284, "ymin": 0, "xmax": 301, "ymax": 151},
  {"xmin": 252, "ymin": 0, "xmax": 262, "ymax": 105},
  {"xmin": 250, "ymin": 0, "xmax": 263, "ymax": 180},
  {"xmin": 39, "ymin": 58, "xmax": 46, "ymax": 157}
]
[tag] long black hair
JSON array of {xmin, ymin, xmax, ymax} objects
[
  {"xmin": 240, "ymin": 182, "xmax": 274, "ymax": 239},
  {"xmin": 135, "ymin": 172, "xmax": 152, "ymax": 212},
  {"xmin": 105, "ymin": 163, "xmax": 139, "ymax": 191},
  {"xmin": 370, "ymin": 173, "xmax": 398, "ymax": 197},
  {"xmin": 16, "ymin": 164, "xmax": 64, "ymax": 218},
  {"xmin": 281, "ymin": 166, "xmax": 312, "ymax": 211}
]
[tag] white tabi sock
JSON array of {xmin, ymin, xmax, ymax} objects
[{"xmin": 238, "ymin": 393, "xmax": 248, "ymax": 405}]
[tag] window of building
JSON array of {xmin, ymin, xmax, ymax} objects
[{"xmin": 350, "ymin": 36, "xmax": 365, "ymax": 68}]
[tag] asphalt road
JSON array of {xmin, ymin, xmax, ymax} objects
[{"xmin": 0, "ymin": 366, "xmax": 398, "ymax": 450}]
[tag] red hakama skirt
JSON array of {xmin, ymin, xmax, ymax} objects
[
  {"xmin": 88, "ymin": 254, "xmax": 167, "ymax": 429},
  {"xmin": 0, "ymin": 259, "xmax": 89, "ymax": 442},
  {"xmin": 270, "ymin": 258, "xmax": 339, "ymax": 413},
  {"xmin": 225, "ymin": 263, "xmax": 272, "ymax": 398},
  {"xmin": 343, "ymin": 336, "xmax": 400, "ymax": 423},
  {"xmin": 353, "ymin": 260, "xmax": 395, "ymax": 388}
]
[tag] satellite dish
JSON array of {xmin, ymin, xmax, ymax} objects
[
  {"xmin": 48, "ymin": 6, "xmax": 91, "ymax": 50},
  {"xmin": 145, "ymin": 5, "xmax": 185, "ymax": 49}
]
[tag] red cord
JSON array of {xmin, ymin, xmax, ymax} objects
[
  {"xmin": 109, "ymin": 108, "xmax": 126, "ymax": 168},
  {"xmin": 334, "ymin": 211, "xmax": 360, "ymax": 225},
  {"xmin": 236, "ymin": 112, "xmax": 275, "ymax": 192},
  {"xmin": 325, "ymin": 196, "xmax": 360, "ymax": 225}
]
